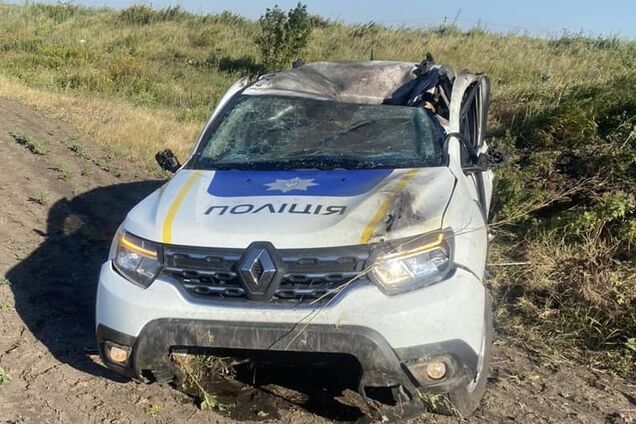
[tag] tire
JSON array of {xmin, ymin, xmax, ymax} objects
[{"xmin": 447, "ymin": 290, "xmax": 493, "ymax": 417}]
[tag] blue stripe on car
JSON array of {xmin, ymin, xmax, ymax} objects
[{"xmin": 207, "ymin": 169, "xmax": 393, "ymax": 197}]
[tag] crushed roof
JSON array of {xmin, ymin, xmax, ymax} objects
[{"xmin": 243, "ymin": 61, "xmax": 419, "ymax": 104}]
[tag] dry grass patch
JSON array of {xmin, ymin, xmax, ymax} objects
[
  {"xmin": 493, "ymin": 229, "xmax": 636, "ymax": 376},
  {"xmin": 0, "ymin": 75, "xmax": 199, "ymax": 169}
]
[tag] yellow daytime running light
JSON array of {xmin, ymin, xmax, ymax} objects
[
  {"xmin": 119, "ymin": 234, "xmax": 157, "ymax": 258},
  {"xmin": 370, "ymin": 231, "xmax": 453, "ymax": 295},
  {"xmin": 383, "ymin": 233, "xmax": 444, "ymax": 261}
]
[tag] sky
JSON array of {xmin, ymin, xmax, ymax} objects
[{"xmin": 14, "ymin": 0, "xmax": 636, "ymax": 39}]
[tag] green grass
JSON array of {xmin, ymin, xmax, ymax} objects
[
  {"xmin": 0, "ymin": 366, "xmax": 10, "ymax": 384},
  {"xmin": 9, "ymin": 130, "xmax": 47, "ymax": 155},
  {"xmin": 145, "ymin": 404, "xmax": 162, "ymax": 416},
  {"xmin": 0, "ymin": 2, "xmax": 633, "ymax": 378},
  {"xmin": 32, "ymin": 188, "xmax": 50, "ymax": 205},
  {"xmin": 66, "ymin": 141, "xmax": 89, "ymax": 159},
  {"xmin": 0, "ymin": 3, "xmax": 633, "ymax": 123},
  {"xmin": 54, "ymin": 164, "xmax": 72, "ymax": 181}
]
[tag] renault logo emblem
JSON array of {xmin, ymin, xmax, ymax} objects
[{"xmin": 238, "ymin": 247, "xmax": 277, "ymax": 296}]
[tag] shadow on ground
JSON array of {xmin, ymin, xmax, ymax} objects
[{"xmin": 7, "ymin": 180, "xmax": 163, "ymax": 379}]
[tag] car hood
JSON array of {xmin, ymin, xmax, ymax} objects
[{"xmin": 124, "ymin": 168, "xmax": 456, "ymax": 249}]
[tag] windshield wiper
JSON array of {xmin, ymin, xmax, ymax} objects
[
  {"xmin": 285, "ymin": 153, "xmax": 381, "ymax": 169},
  {"xmin": 200, "ymin": 155, "xmax": 379, "ymax": 171}
]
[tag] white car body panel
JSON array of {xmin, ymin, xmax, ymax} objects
[
  {"xmin": 444, "ymin": 167, "xmax": 488, "ymax": 278},
  {"xmin": 97, "ymin": 263, "xmax": 486, "ymax": 352},
  {"xmin": 123, "ymin": 167, "xmax": 457, "ymax": 250}
]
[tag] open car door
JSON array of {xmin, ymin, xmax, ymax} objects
[{"xmin": 447, "ymin": 72, "xmax": 493, "ymax": 219}]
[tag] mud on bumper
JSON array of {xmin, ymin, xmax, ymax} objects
[{"xmin": 97, "ymin": 319, "xmax": 479, "ymax": 417}]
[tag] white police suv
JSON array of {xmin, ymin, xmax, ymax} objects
[{"xmin": 96, "ymin": 60, "xmax": 500, "ymax": 418}]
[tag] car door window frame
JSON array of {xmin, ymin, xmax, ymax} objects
[{"xmin": 459, "ymin": 81, "xmax": 489, "ymax": 219}]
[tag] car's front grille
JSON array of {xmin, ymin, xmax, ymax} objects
[{"xmin": 162, "ymin": 244, "xmax": 372, "ymax": 304}]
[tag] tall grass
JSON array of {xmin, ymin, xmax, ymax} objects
[{"xmin": 0, "ymin": 2, "xmax": 634, "ymax": 376}]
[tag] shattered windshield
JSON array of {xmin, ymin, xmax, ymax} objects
[{"xmin": 191, "ymin": 95, "xmax": 445, "ymax": 170}]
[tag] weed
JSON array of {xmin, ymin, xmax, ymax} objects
[
  {"xmin": 0, "ymin": 366, "xmax": 10, "ymax": 384},
  {"xmin": 146, "ymin": 404, "xmax": 161, "ymax": 416},
  {"xmin": 0, "ymin": 277, "xmax": 10, "ymax": 286},
  {"xmin": 200, "ymin": 392, "xmax": 219, "ymax": 410},
  {"xmin": 9, "ymin": 131, "xmax": 47, "ymax": 155},
  {"xmin": 32, "ymin": 189, "xmax": 50, "ymax": 206},
  {"xmin": 67, "ymin": 142, "xmax": 88, "ymax": 158},
  {"xmin": 418, "ymin": 391, "xmax": 459, "ymax": 416},
  {"xmin": 0, "ymin": 300, "xmax": 12, "ymax": 311},
  {"xmin": 171, "ymin": 353, "xmax": 235, "ymax": 413},
  {"xmin": 58, "ymin": 164, "xmax": 72, "ymax": 181}
]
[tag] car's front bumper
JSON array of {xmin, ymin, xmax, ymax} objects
[
  {"xmin": 97, "ymin": 318, "xmax": 479, "ymax": 419},
  {"xmin": 96, "ymin": 261, "xmax": 486, "ymax": 415}
]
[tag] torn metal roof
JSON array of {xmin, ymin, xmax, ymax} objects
[{"xmin": 243, "ymin": 61, "xmax": 419, "ymax": 104}]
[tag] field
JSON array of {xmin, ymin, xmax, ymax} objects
[{"xmin": 0, "ymin": 2, "xmax": 634, "ymax": 422}]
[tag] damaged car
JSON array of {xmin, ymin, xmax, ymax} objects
[{"xmin": 96, "ymin": 59, "xmax": 501, "ymax": 418}]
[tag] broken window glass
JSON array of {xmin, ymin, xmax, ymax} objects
[{"xmin": 193, "ymin": 95, "xmax": 445, "ymax": 170}]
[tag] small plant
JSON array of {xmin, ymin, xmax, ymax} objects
[
  {"xmin": 418, "ymin": 391, "xmax": 460, "ymax": 416},
  {"xmin": 200, "ymin": 392, "xmax": 219, "ymax": 410},
  {"xmin": 255, "ymin": 3, "xmax": 311, "ymax": 71},
  {"xmin": 9, "ymin": 131, "xmax": 47, "ymax": 155},
  {"xmin": 0, "ymin": 301, "xmax": 12, "ymax": 311},
  {"xmin": 67, "ymin": 142, "xmax": 88, "ymax": 158},
  {"xmin": 0, "ymin": 366, "xmax": 10, "ymax": 384},
  {"xmin": 172, "ymin": 354, "xmax": 234, "ymax": 413},
  {"xmin": 0, "ymin": 277, "xmax": 10, "ymax": 286},
  {"xmin": 53, "ymin": 164, "xmax": 72, "ymax": 181},
  {"xmin": 146, "ymin": 404, "xmax": 162, "ymax": 416},
  {"xmin": 33, "ymin": 189, "xmax": 50, "ymax": 206}
]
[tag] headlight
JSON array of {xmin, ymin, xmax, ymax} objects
[
  {"xmin": 112, "ymin": 231, "xmax": 163, "ymax": 288},
  {"xmin": 369, "ymin": 230, "xmax": 454, "ymax": 295}
]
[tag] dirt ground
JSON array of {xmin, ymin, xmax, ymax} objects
[{"xmin": 0, "ymin": 97, "xmax": 634, "ymax": 423}]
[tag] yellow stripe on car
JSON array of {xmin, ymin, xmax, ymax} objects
[
  {"xmin": 359, "ymin": 169, "xmax": 419, "ymax": 244},
  {"xmin": 162, "ymin": 171, "xmax": 203, "ymax": 243}
]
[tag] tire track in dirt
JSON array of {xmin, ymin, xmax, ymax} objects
[{"xmin": 0, "ymin": 97, "xmax": 633, "ymax": 424}]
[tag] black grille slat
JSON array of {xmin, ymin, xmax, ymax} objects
[{"xmin": 162, "ymin": 244, "xmax": 371, "ymax": 304}]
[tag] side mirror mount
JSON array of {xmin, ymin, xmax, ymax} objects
[
  {"xmin": 464, "ymin": 146, "xmax": 506, "ymax": 173},
  {"xmin": 444, "ymin": 132, "xmax": 505, "ymax": 173},
  {"xmin": 155, "ymin": 149, "xmax": 181, "ymax": 173}
]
